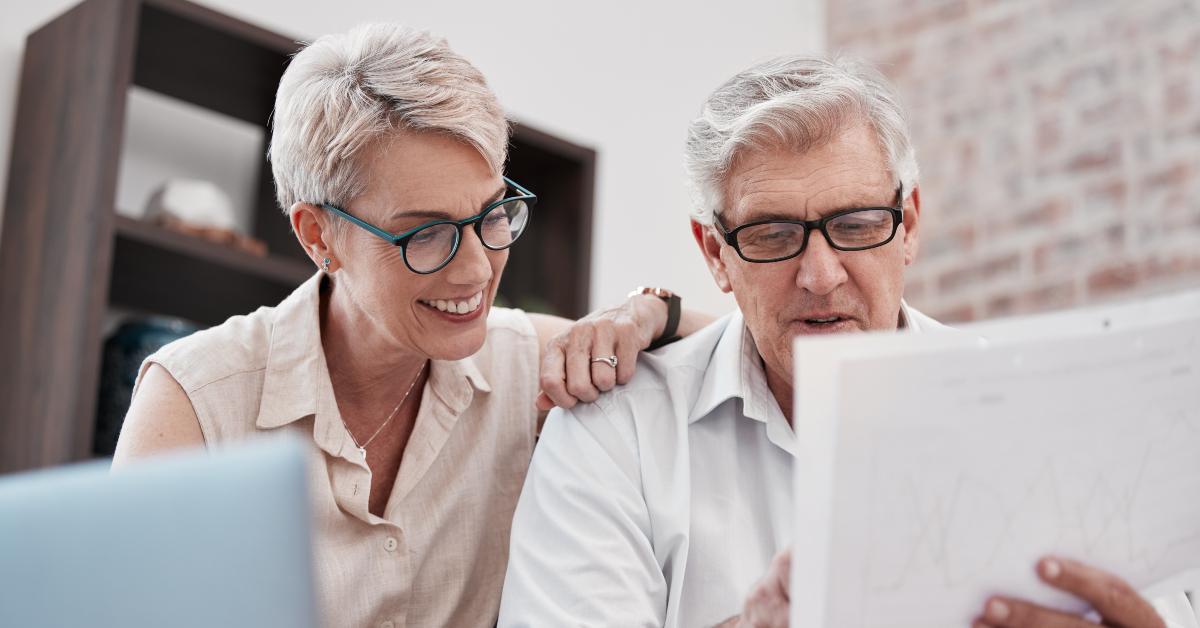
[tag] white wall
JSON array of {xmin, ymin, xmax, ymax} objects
[{"xmin": 0, "ymin": 0, "xmax": 826, "ymax": 315}]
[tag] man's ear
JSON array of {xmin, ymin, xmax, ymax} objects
[
  {"xmin": 902, "ymin": 185, "xmax": 921, "ymax": 266},
  {"xmin": 290, "ymin": 202, "xmax": 334, "ymax": 270},
  {"xmin": 691, "ymin": 219, "xmax": 733, "ymax": 293}
]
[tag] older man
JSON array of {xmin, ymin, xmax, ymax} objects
[{"xmin": 498, "ymin": 57, "xmax": 1188, "ymax": 627}]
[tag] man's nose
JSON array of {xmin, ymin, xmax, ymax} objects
[{"xmin": 794, "ymin": 233, "xmax": 849, "ymax": 296}]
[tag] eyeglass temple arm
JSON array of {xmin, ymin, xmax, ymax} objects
[
  {"xmin": 320, "ymin": 204, "xmax": 401, "ymax": 243},
  {"xmin": 503, "ymin": 176, "xmax": 535, "ymax": 198},
  {"xmin": 322, "ymin": 177, "xmax": 533, "ymax": 244}
]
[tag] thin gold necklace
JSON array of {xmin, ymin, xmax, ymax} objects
[{"xmin": 344, "ymin": 361, "xmax": 427, "ymax": 460}]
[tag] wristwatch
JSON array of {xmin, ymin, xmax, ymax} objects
[{"xmin": 628, "ymin": 286, "xmax": 682, "ymax": 350}]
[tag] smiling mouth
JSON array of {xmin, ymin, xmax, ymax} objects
[
  {"xmin": 418, "ymin": 292, "xmax": 484, "ymax": 315},
  {"xmin": 804, "ymin": 316, "xmax": 846, "ymax": 325}
]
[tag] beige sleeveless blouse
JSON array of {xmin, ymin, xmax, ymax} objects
[{"xmin": 136, "ymin": 273, "xmax": 540, "ymax": 628}]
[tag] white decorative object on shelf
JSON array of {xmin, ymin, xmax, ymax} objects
[{"xmin": 143, "ymin": 178, "xmax": 238, "ymax": 232}]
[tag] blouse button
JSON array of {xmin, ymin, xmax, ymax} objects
[{"xmin": 384, "ymin": 536, "xmax": 398, "ymax": 552}]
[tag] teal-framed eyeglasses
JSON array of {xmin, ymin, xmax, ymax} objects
[{"xmin": 321, "ymin": 177, "xmax": 536, "ymax": 274}]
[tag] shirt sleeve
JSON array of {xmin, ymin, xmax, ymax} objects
[
  {"xmin": 480, "ymin": 306, "xmax": 542, "ymax": 441},
  {"xmin": 498, "ymin": 404, "xmax": 667, "ymax": 627}
]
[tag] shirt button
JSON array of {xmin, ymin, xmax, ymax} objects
[
  {"xmin": 384, "ymin": 537, "xmax": 398, "ymax": 552},
  {"xmin": 379, "ymin": 621, "xmax": 395, "ymax": 628}
]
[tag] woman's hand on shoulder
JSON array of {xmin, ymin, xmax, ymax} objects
[
  {"xmin": 111, "ymin": 363, "xmax": 205, "ymax": 469},
  {"xmin": 531, "ymin": 293, "xmax": 668, "ymax": 412}
]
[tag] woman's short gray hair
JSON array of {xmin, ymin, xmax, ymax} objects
[
  {"xmin": 269, "ymin": 23, "xmax": 509, "ymax": 212},
  {"xmin": 685, "ymin": 55, "xmax": 919, "ymax": 224}
]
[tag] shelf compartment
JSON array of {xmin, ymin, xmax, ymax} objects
[{"xmin": 110, "ymin": 215, "xmax": 311, "ymax": 325}]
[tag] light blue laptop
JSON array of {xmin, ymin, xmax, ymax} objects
[{"xmin": 0, "ymin": 437, "xmax": 319, "ymax": 628}]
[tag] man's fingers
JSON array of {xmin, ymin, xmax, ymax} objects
[
  {"xmin": 774, "ymin": 548, "xmax": 792, "ymax": 601},
  {"xmin": 1036, "ymin": 557, "xmax": 1165, "ymax": 628},
  {"xmin": 742, "ymin": 581, "xmax": 789, "ymax": 628},
  {"xmin": 535, "ymin": 392, "xmax": 554, "ymax": 412},
  {"xmin": 538, "ymin": 342, "xmax": 576, "ymax": 409},
  {"xmin": 739, "ymin": 549, "xmax": 792, "ymax": 628},
  {"xmin": 973, "ymin": 559, "xmax": 1164, "ymax": 628},
  {"xmin": 981, "ymin": 596, "xmax": 1091, "ymax": 628}
]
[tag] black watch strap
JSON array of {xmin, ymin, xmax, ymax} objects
[{"xmin": 647, "ymin": 293, "xmax": 682, "ymax": 350}]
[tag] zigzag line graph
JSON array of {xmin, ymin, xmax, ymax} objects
[{"xmin": 859, "ymin": 408, "xmax": 1200, "ymax": 596}]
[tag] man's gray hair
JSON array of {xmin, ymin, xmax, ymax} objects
[
  {"xmin": 685, "ymin": 55, "xmax": 919, "ymax": 224},
  {"xmin": 270, "ymin": 23, "xmax": 509, "ymax": 212}
]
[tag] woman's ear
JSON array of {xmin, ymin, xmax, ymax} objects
[
  {"xmin": 692, "ymin": 219, "xmax": 733, "ymax": 293},
  {"xmin": 290, "ymin": 203, "xmax": 336, "ymax": 270}
]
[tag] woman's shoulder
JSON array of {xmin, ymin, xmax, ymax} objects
[
  {"xmin": 148, "ymin": 306, "xmax": 276, "ymax": 394},
  {"xmin": 470, "ymin": 306, "xmax": 539, "ymax": 373},
  {"xmin": 485, "ymin": 305, "xmax": 538, "ymax": 339}
]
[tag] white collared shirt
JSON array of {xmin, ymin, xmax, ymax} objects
[{"xmin": 498, "ymin": 304, "xmax": 1198, "ymax": 627}]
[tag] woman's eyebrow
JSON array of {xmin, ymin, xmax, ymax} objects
[
  {"xmin": 389, "ymin": 209, "xmax": 451, "ymax": 221},
  {"xmin": 385, "ymin": 184, "xmax": 509, "ymax": 224},
  {"xmin": 483, "ymin": 184, "xmax": 507, "ymax": 207}
]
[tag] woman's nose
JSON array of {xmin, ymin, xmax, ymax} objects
[{"xmin": 444, "ymin": 226, "xmax": 493, "ymax": 285}]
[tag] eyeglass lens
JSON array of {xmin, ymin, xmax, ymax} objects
[
  {"xmin": 403, "ymin": 199, "xmax": 530, "ymax": 272},
  {"xmin": 734, "ymin": 208, "xmax": 896, "ymax": 261}
]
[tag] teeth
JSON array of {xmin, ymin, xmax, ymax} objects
[
  {"xmin": 808, "ymin": 317, "xmax": 839, "ymax": 324},
  {"xmin": 421, "ymin": 292, "xmax": 484, "ymax": 314}
]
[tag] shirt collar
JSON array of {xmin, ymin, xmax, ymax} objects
[
  {"xmin": 255, "ymin": 272, "xmax": 492, "ymax": 434},
  {"xmin": 898, "ymin": 299, "xmax": 916, "ymax": 331},
  {"xmin": 687, "ymin": 311, "xmax": 796, "ymax": 457},
  {"xmin": 688, "ymin": 311, "xmax": 775, "ymax": 424},
  {"xmin": 257, "ymin": 272, "xmax": 325, "ymax": 430},
  {"xmin": 427, "ymin": 352, "xmax": 492, "ymax": 414},
  {"xmin": 688, "ymin": 301, "xmax": 927, "ymax": 427}
]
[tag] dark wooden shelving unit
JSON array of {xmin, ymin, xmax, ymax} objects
[
  {"xmin": 0, "ymin": 0, "xmax": 595, "ymax": 473},
  {"xmin": 110, "ymin": 216, "xmax": 312, "ymax": 325}
]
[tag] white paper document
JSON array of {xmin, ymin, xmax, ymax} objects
[{"xmin": 791, "ymin": 293, "xmax": 1200, "ymax": 627}]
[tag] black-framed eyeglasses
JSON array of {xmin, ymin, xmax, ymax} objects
[
  {"xmin": 321, "ymin": 177, "xmax": 536, "ymax": 274},
  {"xmin": 714, "ymin": 186, "xmax": 904, "ymax": 263}
]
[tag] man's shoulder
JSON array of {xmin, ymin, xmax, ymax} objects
[
  {"xmin": 545, "ymin": 314, "xmax": 735, "ymax": 467},
  {"xmin": 581, "ymin": 313, "xmax": 732, "ymax": 419}
]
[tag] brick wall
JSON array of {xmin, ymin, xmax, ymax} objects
[{"xmin": 829, "ymin": 0, "xmax": 1200, "ymax": 322}]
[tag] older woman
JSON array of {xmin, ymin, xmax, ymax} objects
[{"xmin": 112, "ymin": 23, "xmax": 703, "ymax": 627}]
